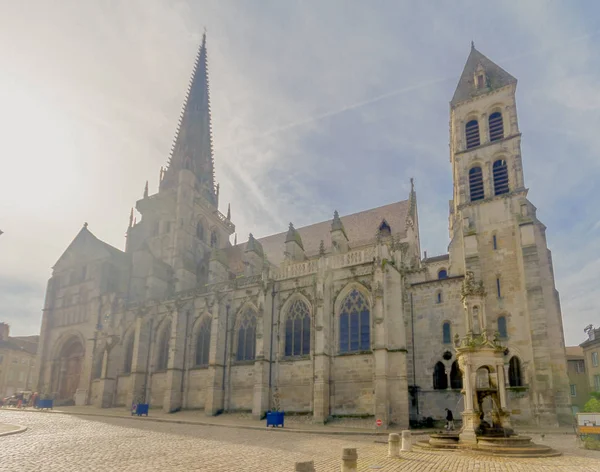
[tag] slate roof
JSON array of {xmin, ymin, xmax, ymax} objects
[
  {"xmin": 53, "ymin": 224, "xmax": 126, "ymax": 269},
  {"xmin": 451, "ymin": 46, "xmax": 517, "ymax": 107},
  {"xmin": 233, "ymin": 200, "xmax": 410, "ymax": 267},
  {"xmin": 423, "ymin": 254, "xmax": 449, "ymax": 264}
]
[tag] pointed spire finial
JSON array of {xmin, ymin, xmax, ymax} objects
[
  {"xmin": 410, "ymin": 177, "xmax": 414, "ymax": 192},
  {"xmin": 234, "ymin": 233, "xmax": 237, "ymax": 246},
  {"xmin": 471, "ymin": 40, "xmax": 475, "ymax": 50},
  {"xmin": 128, "ymin": 208, "xmax": 134, "ymax": 229},
  {"xmin": 226, "ymin": 203, "xmax": 231, "ymax": 220},
  {"xmin": 144, "ymin": 180, "xmax": 149, "ymax": 198},
  {"xmin": 83, "ymin": 222, "xmax": 88, "ymax": 229}
]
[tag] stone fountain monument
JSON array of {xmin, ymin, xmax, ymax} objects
[{"xmin": 416, "ymin": 272, "xmax": 560, "ymax": 457}]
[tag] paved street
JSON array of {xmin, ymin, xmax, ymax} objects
[{"xmin": 1, "ymin": 410, "xmax": 600, "ymax": 471}]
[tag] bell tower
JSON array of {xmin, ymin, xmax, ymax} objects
[{"xmin": 447, "ymin": 44, "xmax": 572, "ymax": 426}]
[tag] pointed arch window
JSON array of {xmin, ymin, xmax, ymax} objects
[
  {"xmin": 497, "ymin": 315, "xmax": 508, "ymax": 339},
  {"xmin": 493, "ymin": 159, "xmax": 509, "ymax": 195},
  {"xmin": 465, "ymin": 120, "xmax": 480, "ymax": 149},
  {"xmin": 442, "ymin": 322, "xmax": 451, "ymax": 344},
  {"xmin": 438, "ymin": 269, "xmax": 448, "ymax": 279},
  {"xmin": 157, "ymin": 322, "xmax": 171, "ymax": 370},
  {"xmin": 236, "ymin": 309, "xmax": 257, "ymax": 361},
  {"xmin": 378, "ymin": 220, "xmax": 391, "ymax": 238},
  {"xmin": 489, "ymin": 112, "xmax": 504, "ymax": 142},
  {"xmin": 123, "ymin": 335, "xmax": 134, "ymax": 374},
  {"xmin": 509, "ymin": 356, "xmax": 523, "ymax": 387},
  {"xmin": 469, "ymin": 166, "xmax": 484, "ymax": 201},
  {"xmin": 436, "ymin": 291, "xmax": 443, "ymax": 304},
  {"xmin": 339, "ymin": 289, "xmax": 370, "ymax": 353},
  {"xmin": 450, "ymin": 361, "xmax": 463, "ymax": 389},
  {"xmin": 433, "ymin": 361, "xmax": 448, "ymax": 390},
  {"xmin": 284, "ymin": 299, "xmax": 311, "ymax": 356},
  {"xmin": 195, "ymin": 317, "xmax": 211, "ymax": 367},
  {"xmin": 196, "ymin": 221, "xmax": 204, "ymax": 241}
]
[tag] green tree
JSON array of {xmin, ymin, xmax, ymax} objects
[{"xmin": 583, "ymin": 397, "xmax": 600, "ymax": 413}]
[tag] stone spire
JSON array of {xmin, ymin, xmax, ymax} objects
[
  {"xmin": 128, "ymin": 208, "xmax": 134, "ymax": 229},
  {"xmin": 226, "ymin": 203, "xmax": 231, "ymax": 220},
  {"xmin": 331, "ymin": 210, "xmax": 349, "ymax": 254},
  {"xmin": 143, "ymin": 181, "xmax": 148, "ymax": 198},
  {"xmin": 285, "ymin": 222, "xmax": 304, "ymax": 249},
  {"xmin": 451, "ymin": 46, "xmax": 517, "ymax": 107},
  {"xmin": 160, "ymin": 31, "xmax": 216, "ymax": 204}
]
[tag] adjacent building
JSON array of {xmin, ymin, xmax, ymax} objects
[
  {"xmin": 566, "ymin": 346, "xmax": 590, "ymax": 414},
  {"xmin": 581, "ymin": 325, "xmax": 600, "ymax": 395},
  {"xmin": 35, "ymin": 36, "xmax": 572, "ymax": 427},
  {"xmin": 0, "ymin": 322, "xmax": 39, "ymax": 397}
]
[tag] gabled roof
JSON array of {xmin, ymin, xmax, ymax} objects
[
  {"xmin": 238, "ymin": 200, "xmax": 410, "ymax": 266},
  {"xmin": 53, "ymin": 224, "xmax": 126, "ymax": 270},
  {"xmin": 451, "ymin": 45, "xmax": 517, "ymax": 107}
]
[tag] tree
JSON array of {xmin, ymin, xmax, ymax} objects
[{"xmin": 583, "ymin": 397, "xmax": 600, "ymax": 413}]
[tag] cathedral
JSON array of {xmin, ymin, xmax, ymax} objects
[{"xmin": 35, "ymin": 35, "xmax": 572, "ymax": 428}]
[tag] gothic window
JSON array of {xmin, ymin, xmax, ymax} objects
[
  {"xmin": 284, "ymin": 299, "xmax": 311, "ymax": 356},
  {"xmin": 509, "ymin": 356, "xmax": 523, "ymax": 387},
  {"xmin": 488, "ymin": 112, "xmax": 504, "ymax": 142},
  {"xmin": 442, "ymin": 322, "xmax": 451, "ymax": 344},
  {"xmin": 438, "ymin": 269, "xmax": 448, "ymax": 279},
  {"xmin": 433, "ymin": 361, "xmax": 448, "ymax": 390},
  {"xmin": 339, "ymin": 289, "xmax": 370, "ymax": 353},
  {"xmin": 493, "ymin": 159, "xmax": 509, "ymax": 195},
  {"xmin": 123, "ymin": 334, "xmax": 134, "ymax": 374},
  {"xmin": 196, "ymin": 221, "xmax": 204, "ymax": 241},
  {"xmin": 436, "ymin": 291, "xmax": 443, "ymax": 304},
  {"xmin": 469, "ymin": 166, "xmax": 484, "ymax": 201},
  {"xmin": 210, "ymin": 230, "xmax": 218, "ymax": 248},
  {"xmin": 497, "ymin": 316, "xmax": 508, "ymax": 338},
  {"xmin": 493, "ymin": 234, "xmax": 498, "ymax": 250},
  {"xmin": 236, "ymin": 309, "xmax": 257, "ymax": 361},
  {"xmin": 450, "ymin": 361, "xmax": 463, "ymax": 389},
  {"xmin": 156, "ymin": 322, "xmax": 171, "ymax": 370},
  {"xmin": 465, "ymin": 120, "xmax": 480, "ymax": 149},
  {"xmin": 195, "ymin": 317, "xmax": 211, "ymax": 367},
  {"xmin": 496, "ymin": 278, "xmax": 502, "ymax": 298},
  {"xmin": 378, "ymin": 220, "xmax": 391, "ymax": 237},
  {"xmin": 476, "ymin": 74, "xmax": 485, "ymax": 89}
]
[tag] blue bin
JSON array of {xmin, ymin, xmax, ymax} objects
[
  {"xmin": 37, "ymin": 399, "xmax": 53, "ymax": 410},
  {"xmin": 132, "ymin": 403, "xmax": 149, "ymax": 416},
  {"xmin": 266, "ymin": 411, "xmax": 284, "ymax": 428}
]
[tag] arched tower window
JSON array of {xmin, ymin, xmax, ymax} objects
[
  {"xmin": 488, "ymin": 112, "xmax": 504, "ymax": 142},
  {"xmin": 156, "ymin": 322, "xmax": 171, "ymax": 370},
  {"xmin": 465, "ymin": 120, "xmax": 480, "ymax": 149},
  {"xmin": 339, "ymin": 289, "xmax": 370, "ymax": 353},
  {"xmin": 469, "ymin": 166, "xmax": 484, "ymax": 201},
  {"xmin": 493, "ymin": 159, "xmax": 509, "ymax": 195},
  {"xmin": 195, "ymin": 317, "xmax": 211, "ymax": 367},
  {"xmin": 284, "ymin": 299, "xmax": 311, "ymax": 356},
  {"xmin": 450, "ymin": 361, "xmax": 463, "ymax": 389},
  {"xmin": 442, "ymin": 322, "xmax": 451, "ymax": 344},
  {"xmin": 433, "ymin": 361, "xmax": 448, "ymax": 390},
  {"xmin": 123, "ymin": 335, "xmax": 134, "ymax": 374},
  {"xmin": 498, "ymin": 316, "xmax": 508, "ymax": 338},
  {"xmin": 436, "ymin": 291, "xmax": 443, "ymax": 304},
  {"xmin": 509, "ymin": 356, "xmax": 523, "ymax": 387},
  {"xmin": 236, "ymin": 309, "xmax": 257, "ymax": 361},
  {"xmin": 438, "ymin": 269, "xmax": 448, "ymax": 279},
  {"xmin": 196, "ymin": 221, "xmax": 204, "ymax": 241}
]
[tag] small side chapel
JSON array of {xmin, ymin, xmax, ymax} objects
[{"xmin": 35, "ymin": 37, "xmax": 572, "ymax": 428}]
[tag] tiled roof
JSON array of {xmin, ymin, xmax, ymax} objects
[
  {"xmin": 236, "ymin": 200, "xmax": 410, "ymax": 267},
  {"xmin": 423, "ymin": 254, "xmax": 449, "ymax": 263}
]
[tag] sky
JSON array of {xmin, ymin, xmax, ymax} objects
[{"xmin": 0, "ymin": 0, "xmax": 599, "ymax": 346}]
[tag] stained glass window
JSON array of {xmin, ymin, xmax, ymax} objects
[
  {"xmin": 236, "ymin": 309, "xmax": 256, "ymax": 361},
  {"xmin": 195, "ymin": 317, "xmax": 211, "ymax": 366},
  {"xmin": 284, "ymin": 299, "xmax": 311, "ymax": 356},
  {"xmin": 339, "ymin": 289, "xmax": 370, "ymax": 353}
]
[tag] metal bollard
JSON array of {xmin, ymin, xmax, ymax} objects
[
  {"xmin": 388, "ymin": 433, "xmax": 400, "ymax": 457},
  {"xmin": 401, "ymin": 430, "xmax": 412, "ymax": 452},
  {"xmin": 341, "ymin": 447, "xmax": 358, "ymax": 472},
  {"xmin": 294, "ymin": 460, "xmax": 315, "ymax": 472}
]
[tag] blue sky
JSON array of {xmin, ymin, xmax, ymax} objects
[{"xmin": 0, "ymin": 1, "xmax": 599, "ymax": 346}]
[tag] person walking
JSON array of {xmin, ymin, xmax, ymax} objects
[{"xmin": 445, "ymin": 408, "xmax": 455, "ymax": 431}]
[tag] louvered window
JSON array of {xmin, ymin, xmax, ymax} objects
[
  {"xmin": 469, "ymin": 167, "xmax": 484, "ymax": 201},
  {"xmin": 465, "ymin": 120, "xmax": 480, "ymax": 149},
  {"xmin": 493, "ymin": 159, "xmax": 509, "ymax": 195},
  {"xmin": 489, "ymin": 112, "xmax": 504, "ymax": 142}
]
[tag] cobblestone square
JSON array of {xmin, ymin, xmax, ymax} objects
[{"xmin": 1, "ymin": 411, "xmax": 600, "ymax": 471}]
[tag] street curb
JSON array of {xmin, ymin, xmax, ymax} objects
[
  {"xmin": 5, "ymin": 409, "xmax": 577, "ymax": 437},
  {"xmin": 0, "ymin": 424, "xmax": 27, "ymax": 438}
]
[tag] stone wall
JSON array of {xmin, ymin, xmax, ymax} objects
[
  {"xmin": 332, "ymin": 354, "xmax": 374, "ymax": 415},
  {"xmin": 186, "ymin": 368, "xmax": 210, "ymax": 409},
  {"xmin": 150, "ymin": 372, "xmax": 167, "ymax": 407},
  {"xmin": 115, "ymin": 374, "xmax": 131, "ymax": 406},
  {"xmin": 278, "ymin": 359, "xmax": 312, "ymax": 412},
  {"xmin": 228, "ymin": 364, "xmax": 254, "ymax": 411}
]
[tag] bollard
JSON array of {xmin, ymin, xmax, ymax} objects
[
  {"xmin": 341, "ymin": 447, "xmax": 358, "ymax": 472},
  {"xmin": 388, "ymin": 433, "xmax": 400, "ymax": 458},
  {"xmin": 294, "ymin": 460, "xmax": 315, "ymax": 472},
  {"xmin": 401, "ymin": 430, "xmax": 412, "ymax": 452}
]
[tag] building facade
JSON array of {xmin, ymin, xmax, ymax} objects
[
  {"xmin": 581, "ymin": 326, "xmax": 600, "ymax": 395},
  {"xmin": 0, "ymin": 323, "xmax": 38, "ymax": 398},
  {"xmin": 566, "ymin": 346, "xmax": 590, "ymax": 414},
  {"xmin": 35, "ymin": 37, "xmax": 572, "ymax": 427}
]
